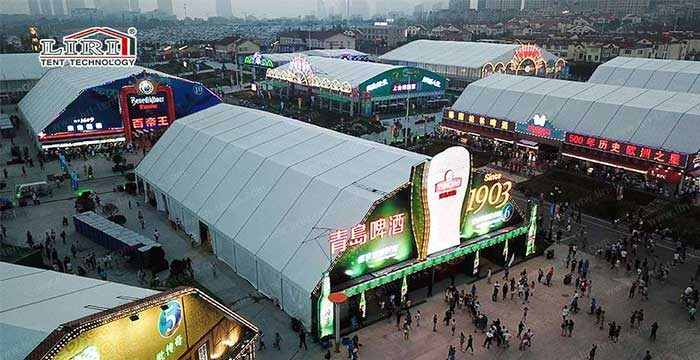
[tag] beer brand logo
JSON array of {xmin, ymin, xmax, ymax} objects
[
  {"xmin": 435, "ymin": 170, "xmax": 463, "ymax": 199},
  {"xmin": 531, "ymin": 114, "xmax": 547, "ymax": 127},
  {"xmin": 158, "ymin": 300, "xmax": 183, "ymax": 338}
]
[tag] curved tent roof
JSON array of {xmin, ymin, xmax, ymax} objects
[
  {"xmin": 0, "ymin": 262, "xmax": 156, "ymax": 359},
  {"xmin": 379, "ymin": 40, "xmax": 561, "ymax": 69},
  {"xmin": 18, "ymin": 66, "xmax": 178, "ymax": 138},
  {"xmin": 452, "ymin": 73, "xmax": 700, "ymax": 154},
  {"xmin": 589, "ymin": 57, "xmax": 700, "ymax": 94},
  {"xmin": 301, "ymin": 48, "xmax": 368, "ymax": 57},
  {"xmin": 135, "ymin": 103, "xmax": 427, "ymax": 327},
  {"xmin": 272, "ymin": 56, "xmax": 400, "ymax": 87}
]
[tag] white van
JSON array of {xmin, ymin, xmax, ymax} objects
[{"xmin": 15, "ymin": 181, "xmax": 52, "ymax": 199}]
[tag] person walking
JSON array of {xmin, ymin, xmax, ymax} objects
[
  {"xmin": 487, "ymin": 267, "xmax": 492, "ymax": 284},
  {"xmin": 297, "ymin": 330, "xmax": 307, "ymax": 350},
  {"xmin": 273, "ymin": 332, "xmax": 282, "ymax": 350},
  {"xmin": 492, "ymin": 281, "xmax": 500, "ymax": 302},
  {"xmin": 432, "ymin": 313, "xmax": 438, "ymax": 332},
  {"xmin": 650, "ymin": 322, "xmax": 658, "ymax": 340},
  {"xmin": 153, "ymin": 229, "xmax": 160, "ymax": 242},
  {"xmin": 567, "ymin": 319, "xmax": 574, "ymax": 337},
  {"xmin": 138, "ymin": 211, "xmax": 145, "ymax": 229},
  {"xmin": 450, "ymin": 318, "xmax": 456, "ymax": 336},
  {"xmin": 643, "ymin": 350, "xmax": 652, "ymax": 360},
  {"xmin": 522, "ymin": 307, "xmax": 529, "ymax": 322},
  {"xmin": 258, "ymin": 331, "xmax": 266, "ymax": 350},
  {"xmin": 415, "ymin": 309, "xmax": 421, "ymax": 327},
  {"xmin": 466, "ymin": 334, "xmax": 474, "ymax": 354},
  {"xmin": 517, "ymin": 321, "xmax": 525, "ymax": 338},
  {"xmin": 588, "ymin": 344, "xmax": 597, "ymax": 360},
  {"xmin": 459, "ymin": 332, "xmax": 465, "ymax": 351},
  {"xmin": 502, "ymin": 281, "xmax": 509, "ymax": 301}
]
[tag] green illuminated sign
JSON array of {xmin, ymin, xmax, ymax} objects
[
  {"xmin": 526, "ymin": 204, "xmax": 537, "ymax": 256},
  {"xmin": 329, "ymin": 187, "xmax": 417, "ymax": 286},
  {"xmin": 460, "ymin": 172, "xmax": 521, "ymax": 240},
  {"xmin": 318, "ymin": 272, "xmax": 334, "ymax": 338},
  {"xmin": 359, "ymin": 67, "xmax": 446, "ymax": 98}
]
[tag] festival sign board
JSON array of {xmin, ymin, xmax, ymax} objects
[
  {"xmin": 119, "ymin": 77, "xmax": 176, "ymax": 142},
  {"xmin": 566, "ymin": 132, "xmax": 688, "ymax": 168},
  {"xmin": 359, "ymin": 67, "xmax": 445, "ymax": 98},
  {"xmin": 515, "ymin": 113, "xmax": 565, "ymax": 141},
  {"xmin": 327, "ymin": 147, "xmax": 525, "ymax": 289}
]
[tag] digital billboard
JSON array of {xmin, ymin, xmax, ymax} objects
[
  {"xmin": 329, "ymin": 186, "xmax": 417, "ymax": 285},
  {"xmin": 327, "ymin": 147, "xmax": 525, "ymax": 288},
  {"xmin": 119, "ymin": 79, "xmax": 176, "ymax": 142},
  {"xmin": 460, "ymin": 172, "xmax": 522, "ymax": 241}
]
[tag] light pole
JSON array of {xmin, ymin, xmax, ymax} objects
[{"xmin": 404, "ymin": 73, "xmax": 411, "ymax": 148}]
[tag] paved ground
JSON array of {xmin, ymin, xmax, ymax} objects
[{"xmin": 1, "ymin": 108, "xmax": 698, "ymax": 360}]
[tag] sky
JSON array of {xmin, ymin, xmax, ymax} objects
[{"xmin": 0, "ymin": 0, "xmax": 473, "ymax": 19}]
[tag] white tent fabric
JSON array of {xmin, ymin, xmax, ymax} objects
[
  {"xmin": 451, "ymin": 73, "xmax": 700, "ymax": 154},
  {"xmin": 272, "ymin": 56, "xmax": 400, "ymax": 87},
  {"xmin": 378, "ymin": 40, "xmax": 561, "ymax": 69},
  {"xmin": 301, "ymin": 49, "xmax": 368, "ymax": 57},
  {"xmin": 136, "ymin": 104, "xmax": 427, "ymax": 329},
  {"xmin": 0, "ymin": 53, "xmax": 48, "ymax": 82},
  {"xmin": 18, "ymin": 66, "xmax": 176, "ymax": 139},
  {"xmin": 0, "ymin": 262, "xmax": 156, "ymax": 359},
  {"xmin": 589, "ymin": 57, "xmax": 700, "ymax": 94}
]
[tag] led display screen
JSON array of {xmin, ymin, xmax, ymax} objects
[
  {"xmin": 460, "ymin": 172, "xmax": 522, "ymax": 241},
  {"xmin": 329, "ymin": 187, "xmax": 417, "ymax": 285}
]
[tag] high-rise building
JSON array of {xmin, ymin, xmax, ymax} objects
[
  {"xmin": 316, "ymin": 0, "xmax": 327, "ymax": 19},
  {"xmin": 65, "ymin": 0, "xmax": 85, "ymax": 14},
  {"xmin": 524, "ymin": 0, "xmax": 551, "ymax": 9},
  {"xmin": 129, "ymin": 0, "xmax": 139, "ymax": 12},
  {"xmin": 599, "ymin": 0, "xmax": 650, "ymax": 14},
  {"xmin": 52, "ymin": 0, "xmax": 64, "ymax": 15},
  {"xmin": 215, "ymin": 0, "xmax": 233, "ymax": 18},
  {"xmin": 449, "ymin": 0, "xmax": 469, "ymax": 13},
  {"xmin": 482, "ymin": 0, "xmax": 521, "ymax": 10},
  {"xmin": 28, "ymin": 0, "xmax": 41, "ymax": 15},
  {"xmin": 39, "ymin": 0, "xmax": 52, "ymax": 14},
  {"xmin": 157, "ymin": 0, "xmax": 173, "ymax": 15},
  {"xmin": 413, "ymin": 3, "xmax": 424, "ymax": 19}
]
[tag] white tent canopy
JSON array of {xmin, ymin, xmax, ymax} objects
[
  {"xmin": 0, "ymin": 53, "xmax": 49, "ymax": 82},
  {"xmin": 379, "ymin": 40, "xmax": 561, "ymax": 69},
  {"xmin": 452, "ymin": 73, "xmax": 700, "ymax": 154},
  {"xmin": 272, "ymin": 56, "xmax": 400, "ymax": 87},
  {"xmin": 0, "ymin": 262, "xmax": 156, "ymax": 359},
  {"xmin": 136, "ymin": 104, "xmax": 427, "ymax": 329},
  {"xmin": 589, "ymin": 57, "xmax": 700, "ymax": 94}
]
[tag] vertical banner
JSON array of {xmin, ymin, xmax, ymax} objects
[
  {"xmin": 503, "ymin": 239, "xmax": 509, "ymax": 261},
  {"xmin": 526, "ymin": 204, "xmax": 538, "ymax": 256},
  {"xmin": 473, "ymin": 250, "xmax": 480, "ymax": 275},
  {"xmin": 359, "ymin": 291, "xmax": 366, "ymax": 318},
  {"xmin": 318, "ymin": 272, "xmax": 334, "ymax": 338},
  {"xmin": 401, "ymin": 275, "xmax": 408, "ymax": 303}
]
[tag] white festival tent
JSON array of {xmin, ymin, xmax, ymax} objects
[{"xmin": 135, "ymin": 103, "xmax": 428, "ymax": 329}]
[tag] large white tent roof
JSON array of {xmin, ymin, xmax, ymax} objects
[
  {"xmin": 136, "ymin": 103, "xmax": 427, "ymax": 303},
  {"xmin": 0, "ymin": 262, "xmax": 156, "ymax": 360},
  {"xmin": 379, "ymin": 40, "xmax": 561, "ymax": 69},
  {"xmin": 452, "ymin": 73, "xmax": 700, "ymax": 154},
  {"xmin": 273, "ymin": 56, "xmax": 400, "ymax": 87},
  {"xmin": 18, "ymin": 66, "xmax": 174, "ymax": 138},
  {"xmin": 0, "ymin": 53, "xmax": 49, "ymax": 82},
  {"xmin": 589, "ymin": 57, "xmax": 700, "ymax": 94},
  {"xmin": 301, "ymin": 49, "xmax": 368, "ymax": 57}
]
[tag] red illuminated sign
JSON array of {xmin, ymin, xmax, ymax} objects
[
  {"xmin": 119, "ymin": 81, "xmax": 176, "ymax": 143},
  {"xmin": 566, "ymin": 132, "xmax": 688, "ymax": 168},
  {"xmin": 328, "ymin": 213, "xmax": 406, "ymax": 255},
  {"xmin": 648, "ymin": 167, "xmax": 682, "ymax": 184}
]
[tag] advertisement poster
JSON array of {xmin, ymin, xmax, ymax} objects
[
  {"xmin": 119, "ymin": 79, "xmax": 176, "ymax": 142},
  {"xmin": 460, "ymin": 171, "xmax": 522, "ymax": 241},
  {"xmin": 318, "ymin": 272, "xmax": 334, "ymax": 338},
  {"xmin": 423, "ymin": 146, "xmax": 471, "ymax": 255},
  {"xmin": 53, "ymin": 298, "xmax": 189, "ymax": 360},
  {"xmin": 329, "ymin": 187, "xmax": 417, "ymax": 285}
]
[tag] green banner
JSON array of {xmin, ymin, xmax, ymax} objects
[
  {"xmin": 359, "ymin": 67, "xmax": 446, "ymax": 98},
  {"xmin": 318, "ymin": 272, "xmax": 334, "ymax": 338},
  {"xmin": 526, "ymin": 204, "xmax": 538, "ymax": 256}
]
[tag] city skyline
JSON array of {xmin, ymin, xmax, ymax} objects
[{"xmin": 1, "ymin": 0, "xmax": 469, "ymax": 19}]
